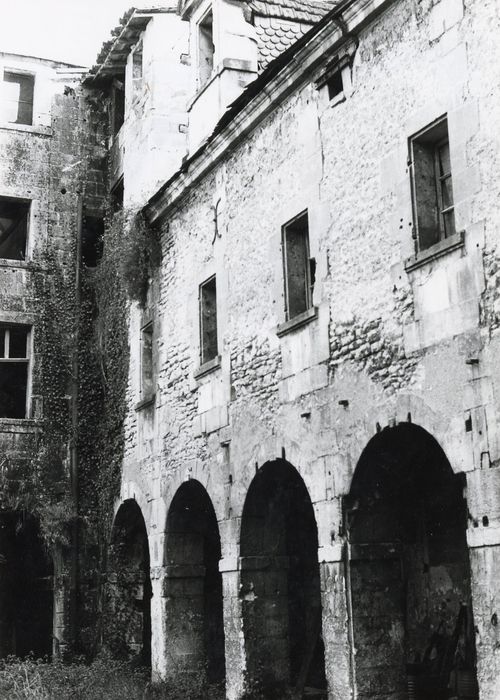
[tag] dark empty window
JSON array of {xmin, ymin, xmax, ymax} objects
[
  {"xmin": 0, "ymin": 197, "xmax": 30, "ymax": 261},
  {"xmin": 198, "ymin": 10, "xmax": 214, "ymax": 88},
  {"xmin": 111, "ymin": 179, "xmax": 124, "ymax": 213},
  {"xmin": 81, "ymin": 214, "xmax": 104, "ymax": 267},
  {"xmin": 141, "ymin": 323, "xmax": 154, "ymax": 398},
  {"xmin": 0, "ymin": 325, "xmax": 30, "ymax": 419},
  {"xmin": 199, "ymin": 276, "xmax": 218, "ymax": 364},
  {"xmin": 282, "ymin": 211, "xmax": 314, "ymax": 320},
  {"xmin": 327, "ymin": 70, "xmax": 344, "ymax": 101},
  {"xmin": 410, "ymin": 116, "xmax": 456, "ymax": 251},
  {"xmin": 3, "ymin": 71, "xmax": 34, "ymax": 126},
  {"xmin": 112, "ymin": 78, "xmax": 125, "ymax": 135}
]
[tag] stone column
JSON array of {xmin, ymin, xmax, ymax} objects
[
  {"xmin": 220, "ymin": 556, "xmax": 246, "ymax": 700},
  {"xmin": 319, "ymin": 545, "xmax": 354, "ymax": 700},
  {"xmin": 151, "ymin": 566, "xmax": 166, "ymax": 680},
  {"xmin": 468, "ymin": 527, "xmax": 500, "ymax": 700}
]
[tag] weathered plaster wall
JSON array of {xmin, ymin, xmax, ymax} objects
[
  {"xmin": 0, "ymin": 53, "xmax": 107, "ymax": 656},
  {"xmin": 115, "ymin": 0, "xmax": 500, "ymax": 697}
]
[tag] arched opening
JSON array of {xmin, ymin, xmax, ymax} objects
[
  {"xmin": 164, "ymin": 480, "xmax": 225, "ymax": 690},
  {"xmin": 346, "ymin": 424, "xmax": 478, "ymax": 700},
  {"xmin": 240, "ymin": 459, "xmax": 326, "ymax": 698},
  {"xmin": 107, "ymin": 499, "xmax": 151, "ymax": 666},
  {"xmin": 0, "ymin": 511, "xmax": 53, "ymax": 658}
]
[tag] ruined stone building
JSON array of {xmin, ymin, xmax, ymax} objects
[{"xmin": 0, "ymin": 0, "xmax": 499, "ymax": 698}]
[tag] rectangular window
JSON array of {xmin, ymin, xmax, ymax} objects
[
  {"xmin": 199, "ymin": 275, "xmax": 218, "ymax": 364},
  {"xmin": 282, "ymin": 211, "xmax": 314, "ymax": 320},
  {"xmin": 81, "ymin": 214, "xmax": 104, "ymax": 268},
  {"xmin": 2, "ymin": 71, "xmax": 34, "ymax": 126},
  {"xmin": 0, "ymin": 197, "xmax": 30, "ymax": 261},
  {"xmin": 140, "ymin": 322, "xmax": 154, "ymax": 399},
  {"xmin": 198, "ymin": 10, "xmax": 214, "ymax": 88},
  {"xmin": 410, "ymin": 117, "xmax": 456, "ymax": 251},
  {"xmin": 112, "ymin": 78, "xmax": 125, "ymax": 135},
  {"xmin": 132, "ymin": 41, "xmax": 143, "ymax": 88},
  {"xmin": 0, "ymin": 325, "xmax": 30, "ymax": 419}
]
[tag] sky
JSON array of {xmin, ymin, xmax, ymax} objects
[{"xmin": 1, "ymin": 1, "xmax": 160, "ymax": 68}]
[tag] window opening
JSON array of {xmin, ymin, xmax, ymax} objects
[
  {"xmin": 410, "ymin": 116, "xmax": 456, "ymax": 252},
  {"xmin": 199, "ymin": 275, "xmax": 218, "ymax": 364},
  {"xmin": 132, "ymin": 41, "xmax": 143, "ymax": 82},
  {"xmin": 0, "ymin": 197, "xmax": 30, "ymax": 261},
  {"xmin": 2, "ymin": 71, "xmax": 34, "ymax": 126},
  {"xmin": 282, "ymin": 211, "xmax": 313, "ymax": 320},
  {"xmin": 81, "ymin": 214, "xmax": 104, "ymax": 268},
  {"xmin": 111, "ymin": 179, "xmax": 124, "ymax": 212},
  {"xmin": 140, "ymin": 323, "xmax": 154, "ymax": 399},
  {"xmin": 0, "ymin": 325, "xmax": 30, "ymax": 419},
  {"xmin": 198, "ymin": 10, "xmax": 215, "ymax": 88},
  {"xmin": 112, "ymin": 78, "xmax": 125, "ymax": 135},
  {"xmin": 327, "ymin": 70, "xmax": 344, "ymax": 101}
]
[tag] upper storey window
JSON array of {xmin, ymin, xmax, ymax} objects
[
  {"xmin": 2, "ymin": 71, "xmax": 34, "ymax": 126},
  {"xmin": 410, "ymin": 116, "xmax": 456, "ymax": 252},
  {"xmin": 0, "ymin": 197, "xmax": 30, "ymax": 261},
  {"xmin": 198, "ymin": 9, "xmax": 215, "ymax": 88},
  {"xmin": 282, "ymin": 211, "xmax": 315, "ymax": 321}
]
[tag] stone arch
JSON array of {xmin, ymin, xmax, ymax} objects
[
  {"xmin": 0, "ymin": 511, "xmax": 53, "ymax": 658},
  {"xmin": 164, "ymin": 479, "xmax": 225, "ymax": 691},
  {"xmin": 346, "ymin": 423, "xmax": 478, "ymax": 699},
  {"xmin": 106, "ymin": 498, "xmax": 152, "ymax": 666},
  {"xmin": 240, "ymin": 459, "xmax": 326, "ymax": 697}
]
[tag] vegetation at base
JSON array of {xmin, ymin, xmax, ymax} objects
[{"xmin": 0, "ymin": 656, "xmax": 224, "ymax": 700}]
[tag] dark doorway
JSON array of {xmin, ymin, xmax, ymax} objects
[
  {"xmin": 346, "ymin": 424, "xmax": 478, "ymax": 700},
  {"xmin": 240, "ymin": 460, "xmax": 326, "ymax": 698},
  {"xmin": 107, "ymin": 500, "xmax": 151, "ymax": 666},
  {"xmin": 164, "ymin": 480, "xmax": 225, "ymax": 691},
  {"xmin": 0, "ymin": 512, "xmax": 53, "ymax": 658}
]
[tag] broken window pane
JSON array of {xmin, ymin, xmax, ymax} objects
[
  {"xmin": 3, "ymin": 71, "xmax": 34, "ymax": 126},
  {"xmin": 410, "ymin": 117, "xmax": 456, "ymax": 251},
  {"xmin": 282, "ymin": 211, "xmax": 312, "ymax": 320},
  {"xmin": 0, "ymin": 198, "xmax": 30, "ymax": 261},
  {"xmin": 200, "ymin": 276, "xmax": 218, "ymax": 364},
  {"xmin": 8, "ymin": 327, "xmax": 28, "ymax": 358}
]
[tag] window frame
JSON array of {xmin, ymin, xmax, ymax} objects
[
  {"xmin": 281, "ymin": 210, "xmax": 314, "ymax": 322},
  {"xmin": 2, "ymin": 69, "xmax": 35, "ymax": 127},
  {"xmin": 0, "ymin": 324, "xmax": 31, "ymax": 420},
  {"xmin": 199, "ymin": 274, "xmax": 219, "ymax": 367},
  {"xmin": 197, "ymin": 7, "xmax": 215, "ymax": 89},
  {"xmin": 409, "ymin": 115, "xmax": 456, "ymax": 254},
  {"xmin": 0, "ymin": 195, "xmax": 31, "ymax": 263},
  {"xmin": 139, "ymin": 321, "xmax": 154, "ymax": 402}
]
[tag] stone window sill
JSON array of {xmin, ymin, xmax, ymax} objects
[
  {"xmin": 194, "ymin": 355, "xmax": 221, "ymax": 380},
  {"xmin": 135, "ymin": 394, "xmax": 155, "ymax": 412},
  {"xmin": 0, "ymin": 258, "xmax": 46, "ymax": 271},
  {"xmin": 404, "ymin": 230, "xmax": 465, "ymax": 272},
  {"xmin": 276, "ymin": 306, "xmax": 318, "ymax": 338},
  {"xmin": 0, "ymin": 122, "xmax": 52, "ymax": 137},
  {"xmin": 0, "ymin": 418, "xmax": 43, "ymax": 433}
]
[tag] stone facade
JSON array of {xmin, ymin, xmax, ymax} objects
[
  {"xmin": 1, "ymin": 0, "xmax": 500, "ymax": 698},
  {"xmin": 107, "ymin": 0, "xmax": 500, "ymax": 697}
]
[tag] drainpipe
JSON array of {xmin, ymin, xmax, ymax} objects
[{"xmin": 69, "ymin": 194, "xmax": 82, "ymax": 654}]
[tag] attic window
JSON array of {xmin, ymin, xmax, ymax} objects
[
  {"xmin": 327, "ymin": 71, "xmax": 344, "ymax": 101},
  {"xmin": 0, "ymin": 197, "xmax": 30, "ymax": 261},
  {"xmin": 2, "ymin": 71, "xmax": 34, "ymax": 126},
  {"xmin": 198, "ymin": 10, "xmax": 215, "ymax": 88}
]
